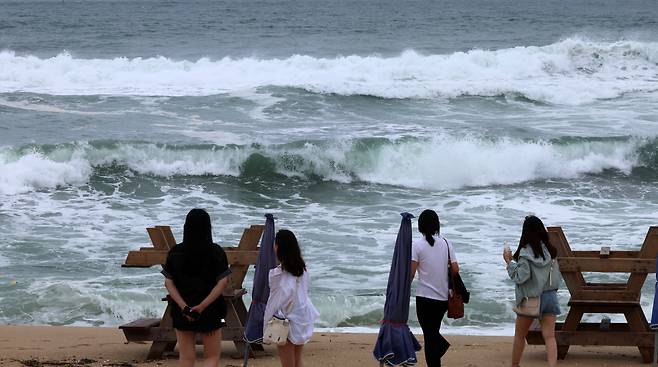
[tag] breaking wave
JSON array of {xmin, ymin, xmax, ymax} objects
[
  {"xmin": 2, "ymin": 38, "xmax": 658, "ymax": 104},
  {"xmin": 1, "ymin": 136, "xmax": 655, "ymax": 195}
]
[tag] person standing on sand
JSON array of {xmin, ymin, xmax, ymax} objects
[
  {"xmin": 411, "ymin": 209, "xmax": 459, "ymax": 367},
  {"xmin": 264, "ymin": 229, "xmax": 319, "ymax": 367},
  {"xmin": 162, "ymin": 208, "xmax": 231, "ymax": 367},
  {"xmin": 503, "ymin": 215, "xmax": 561, "ymax": 367}
]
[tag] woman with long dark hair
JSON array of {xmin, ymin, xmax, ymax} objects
[
  {"xmin": 410, "ymin": 209, "xmax": 459, "ymax": 367},
  {"xmin": 264, "ymin": 229, "xmax": 319, "ymax": 367},
  {"xmin": 503, "ymin": 215, "xmax": 561, "ymax": 367},
  {"xmin": 162, "ymin": 209, "xmax": 231, "ymax": 367}
]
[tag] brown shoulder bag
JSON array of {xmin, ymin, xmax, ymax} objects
[{"xmin": 445, "ymin": 238, "xmax": 464, "ymax": 319}]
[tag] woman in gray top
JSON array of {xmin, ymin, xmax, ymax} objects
[{"xmin": 503, "ymin": 215, "xmax": 561, "ymax": 367}]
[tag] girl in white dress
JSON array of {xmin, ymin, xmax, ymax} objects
[{"xmin": 264, "ymin": 229, "xmax": 319, "ymax": 367}]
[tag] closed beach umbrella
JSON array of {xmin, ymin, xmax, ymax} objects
[
  {"xmin": 373, "ymin": 212, "xmax": 421, "ymax": 366},
  {"xmin": 651, "ymin": 257, "xmax": 658, "ymax": 330},
  {"xmin": 650, "ymin": 257, "xmax": 658, "ymax": 366},
  {"xmin": 243, "ymin": 214, "xmax": 277, "ymax": 366}
]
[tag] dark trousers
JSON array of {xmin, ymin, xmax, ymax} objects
[{"xmin": 416, "ymin": 296, "xmax": 450, "ymax": 367}]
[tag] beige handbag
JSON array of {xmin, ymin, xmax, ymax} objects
[
  {"xmin": 263, "ymin": 278, "xmax": 300, "ymax": 346},
  {"xmin": 263, "ymin": 316, "xmax": 290, "ymax": 346},
  {"xmin": 512, "ymin": 296, "xmax": 540, "ymax": 317},
  {"xmin": 512, "ymin": 259, "xmax": 554, "ymax": 318}
]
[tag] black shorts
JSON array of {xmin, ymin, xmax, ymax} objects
[{"xmin": 171, "ymin": 298, "xmax": 227, "ymax": 333}]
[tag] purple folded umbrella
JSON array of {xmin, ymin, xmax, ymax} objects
[
  {"xmin": 650, "ymin": 257, "xmax": 658, "ymax": 330},
  {"xmin": 373, "ymin": 212, "xmax": 421, "ymax": 366},
  {"xmin": 244, "ymin": 213, "xmax": 277, "ymax": 343}
]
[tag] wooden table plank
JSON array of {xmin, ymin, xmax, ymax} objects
[
  {"xmin": 147, "ymin": 227, "xmax": 169, "ymax": 250},
  {"xmin": 122, "ymin": 250, "xmax": 168, "ymax": 267},
  {"xmin": 155, "ymin": 226, "xmax": 176, "ymax": 249},
  {"xmin": 559, "ymin": 331, "xmax": 654, "ymax": 347},
  {"xmin": 557, "ymin": 257, "xmax": 655, "ymax": 273}
]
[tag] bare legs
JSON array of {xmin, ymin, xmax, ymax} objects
[
  {"xmin": 201, "ymin": 329, "xmax": 222, "ymax": 367},
  {"xmin": 540, "ymin": 315, "xmax": 557, "ymax": 367},
  {"xmin": 511, "ymin": 315, "xmax": 557, "ymax": 367},
  {"xmin": 277, "ymin": 341, "xmax": 304, "ymax": 367},
  {"xmin": 512, "ymin": 315, "xmax": 533, "ymax": 367},
  {"xmin": 174, "ymin": 329, "xmax": 222, "ymax": 367},
  {"xmin": 176, "ymin": 330, "xmax": 196, "ymax": 367},
  {"xmin": 294, "ymin": 343, "xmax": 304, "ymax": 367}
]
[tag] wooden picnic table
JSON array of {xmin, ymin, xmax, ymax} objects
[
  {"xmin": 527, "ymin": 226, "xmax": 658, "ymax": 363},
  {"xmin": 119, "ymin": 224, "xmax": 265, "ymax": 360}
]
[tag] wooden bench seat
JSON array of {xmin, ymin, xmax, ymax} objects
[
  {"xmin": 120, "ymin": 318, "xmax": 165, "ymax": 342},
  {"xmin": 119, "ymin": 319, "xmax": 245, "ymax": 344},
  {"xmin": 527, "ymin": 322, "xmax": 654, "ymax": 347},
  {"xmin": 566, "ymin": 299, "xmax": 641, "ymax": 313}
]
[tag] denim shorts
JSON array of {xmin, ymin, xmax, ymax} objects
[{"xmin": 539, "ymin": 290, "xmax": 561, "ymax": 318}]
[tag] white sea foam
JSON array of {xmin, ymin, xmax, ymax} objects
[
  {"xmin": 1, "ymin": 38, "xmax": 658, "ymax": 104},
  {"xmin": 178, "ymin": 129, "xmax": 249, "ymax": 146},
  {"xmin": 0, "ymin": 148, "xmax": 91, "ymax": 195},
  {"xmin": 318, "ymin": 325, "xmax": 516, "ymax": 336},
  {"xmin": 0, "ymin": 97, "xmax": 119, "ymax": 116},
  {"xmin": 21, "ymin": 279, "xmax": 164, "ymax": 326},
  {"xmin": 347, "ymin": 137, "xmax": 639, "ymax": 189},
  {"xmin": 84, "ymin": 142, "xmax": 253, "ymax": 177},
  {"xmin": 0, "ymin": 136, "xmax": 646, "ymax": 195}
]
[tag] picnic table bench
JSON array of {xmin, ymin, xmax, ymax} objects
[
  {"xmin": 120, "ymin": 224, "xmax": 265, "ymax": 359},
  {"xmin": 527, "ymin": 226, "xmax": 658, "ymax": 363}
]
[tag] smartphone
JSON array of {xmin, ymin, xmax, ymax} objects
[
  {"xmin": 189, "ymin": 310, "xmax": 201, "ymax": 320},
  {"xmin": 183, "ymin": 306, "xmax": 201, "ymax": 320}
]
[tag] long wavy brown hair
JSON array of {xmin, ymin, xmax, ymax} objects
[
  {"xmin": 513, "ymin": 215, "xmax": 557, "ymax": 261},
  {"xmin": 275, "ymin": 229, "xmax": 306, "ymax": 277}
]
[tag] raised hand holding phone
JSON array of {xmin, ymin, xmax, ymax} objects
[{"xmin": 503, "ymin": 241, "xmax": 512, "ymax": 264}]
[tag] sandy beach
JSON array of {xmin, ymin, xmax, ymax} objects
[{"xmin": 0, "ymin": 325, "xmax": 645, "ymax": 367}]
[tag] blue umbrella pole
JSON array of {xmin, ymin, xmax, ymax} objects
[{"xmin": 243, "ymin": 342, "xmax": 251, "ymax": 367}]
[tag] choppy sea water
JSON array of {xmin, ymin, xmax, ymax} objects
[{"xmin": 1, "ymin": 0, "xmax": 657, "ymax": 335}]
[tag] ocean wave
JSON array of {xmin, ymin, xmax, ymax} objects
[
  {"xmin": 0, "ymin": 148, "xmax": 91, "ymax": 195},
  {"xmin": 1, "ymin": 136, "xmax": 655, "ymax": 194},
  {"xmin": 2, "ymin": 37, "xmax": 658, "ymax": 104}
]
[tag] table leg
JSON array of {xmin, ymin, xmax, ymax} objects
[
  {"xmin": 558, "ymin": 305, "xmax": 584, "ymax": 360},
  {"xmin": 147, "ymin": 340, "xmax": 173, "ymax": 360},
  {"xmin": 625, "ymin": 307, "xmax": 652, "ymax": 363},
  {"xmin": 147, "ymin": 304, "xmax": 175, "ymax": 360},
  {"xmin": 225, "ymin": 297, "xmax": 247, "ymax": 356},
  {"xmin": 234, "ymin": 298, "xmax": 264, "ymax": 352},
  {"xmin": 234, "ymin": 340, "xmax": 248, "ymax": 356}
]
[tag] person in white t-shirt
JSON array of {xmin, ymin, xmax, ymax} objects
[{"xmin": 411, "ymin": 209, "xmax": 459, "ymax": 367}]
